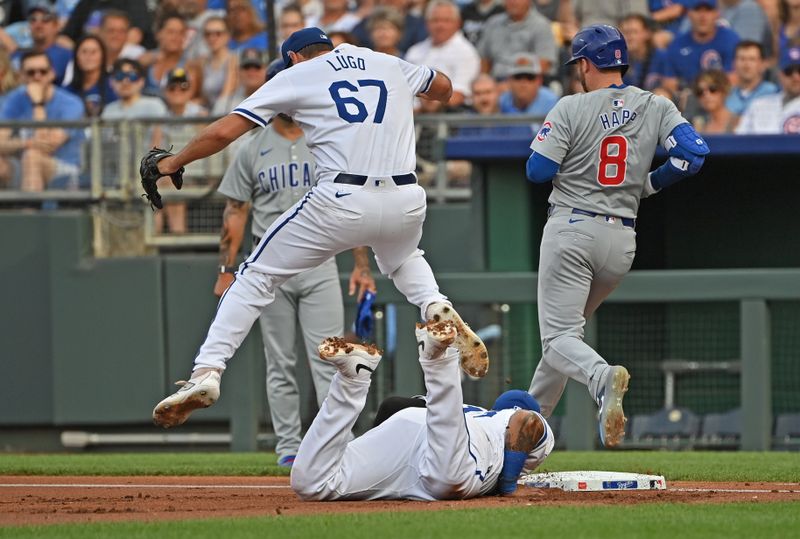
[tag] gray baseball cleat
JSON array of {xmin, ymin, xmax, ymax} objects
[
  {"xmin": 318, "ymin": 337, "xmax": 382, "ymax": 380},
  {"xmin": 415, "ymin": 319, "xmax": 457, "ymax": 361},
  {"xmin": 597, "ymin": 365, "xmax": 631, "ymax": 447},
  {"xmin": 152, "ymin": 370, "xmax": 221, "ymax": 428},
  {"xmin": 426, "ymin": 303, "xmax": 489, "ymax": 377}
]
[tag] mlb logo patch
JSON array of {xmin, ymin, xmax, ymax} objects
[
  {"xmin": 612, "ymin": 98, "xmax": 624, "ymax": 108},
  {"xmin": 536, "ymin": 121, "xmax": 552, "ymax": 141},
  {"xmin": 614, "ymin": 49, "xmax": 622, "ymax": 64}
]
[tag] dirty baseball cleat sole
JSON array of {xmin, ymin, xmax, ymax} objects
[
  {"xmin": 318, "ymin": 337, "xmax": 382, "ymax": 380},
  {"xmin": 415, "ymin": 319, "xmax": 457, "ymax": 360},
  {"xmin": 427, "ymin": 303, "xmax": 489, "ymax": 377},
  {"xmin": 153, "ymin": 370, "xmax": 221, "ymax": 429},
  {"xmin": 598, "ymin": 366, "xmax": 630, "ymax": 447}
]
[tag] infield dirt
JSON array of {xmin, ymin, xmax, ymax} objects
[{"xmin": 2, "ymin": 476, "xmax": 799, "ymax": 526}]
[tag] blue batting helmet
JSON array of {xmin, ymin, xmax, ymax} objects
[{"xmin": 566, "ymin": 24, "xmax": 628, "ymax": 74}]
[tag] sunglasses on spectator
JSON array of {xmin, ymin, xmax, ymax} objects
[
  {"xmin": 28, "ymin": 14, "xmax": 55, "ymax": 23},
  {"xmin": 695, "ymin": 85, "xmax": 720, "ymax": 97},
  {"xmin": 204, "ymin": 29, "xmax": 227, "ymax": 37},
  {"xmin": 511, "ymin": 74, "xmax": 538, "ymax": 81},
  {"xmin": 783, "ymin": 66, "xmax": 800, "ymax": 77},
  {"xmin": 167, "ymin": 82, "xmax": 191, "ymax": 91},
  {"xmin": 24, "ymin": 68, "xmax": 49, "ymax": 77},
  {"xmin": 113, "ymin": 71, "xmax": 141, "ymax": 82},
  {"xmin": 241, "ymin": 63, "xmax": 264, "ymax": 70}
]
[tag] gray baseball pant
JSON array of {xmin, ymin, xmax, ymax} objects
[{"xmin": 529, "ymin": 207, "xmax": 636, "ymax": 417}]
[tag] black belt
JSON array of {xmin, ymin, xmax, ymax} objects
[
  {"xmin": 572, "ymin": 208, "xmax": 636, "ymax": 228},
  {"xmin": 334, "ymin": 172, "xmax": 417, "ymax": 186}
]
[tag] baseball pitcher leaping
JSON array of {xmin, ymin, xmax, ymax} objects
[{"xmin": 143, "ymin": 28, "xmax": 490, "ymax": 429}]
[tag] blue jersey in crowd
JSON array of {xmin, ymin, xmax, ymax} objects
[
  {"xmin": 649, "ymin": 0, "xmax": 687, "ymax": 34},
  {"xmin": 1, "ymin": 86, "xmax": 84, "ymax": 167},
  {"xmin": 498, "ymin": 87, "xmax": 558, "ymax": 117},
  {"xmin": 662, "ymin": 25, "xmax": 740, "ymax": 84},
  {"xmin": 725, "ymin": 80, "xmax": 779, "ymax": 115}
]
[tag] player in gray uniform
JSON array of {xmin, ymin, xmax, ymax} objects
[
  {"xmin": 215, "ymin": 59, "xmax": 376, "ymax": 467},
  {"xmin": 525, "ymin": 25, "xmax": 709, "ymax": 447}
]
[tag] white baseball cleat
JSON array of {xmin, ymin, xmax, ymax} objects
[
  {"xmin": 426, "ymin": 302, "xmax": 489, "ymax": 377},
  {"xmin": 318, "ymin": 337, "xmax": 382, "ymax": 380},
  {"xmin": 415, "ymin": 319, "xmax": 457, "ymax": 360},
  {"xmin": 597, "ymin": 365, "xmax": 631, "ymax": 448},
  {"xmin": 152, "ymin": 370, "xmax": 221, "ymax": 429}
]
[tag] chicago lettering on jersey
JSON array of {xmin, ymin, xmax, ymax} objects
[
  {"xmin": 598, "ymin": 108, "xmax": 637, "ymax": 131},
  {"xmin": 326, "ymin": 54, "xmax": 367, "ymax": 72},
  {"xmin": 257, "ymin": 162, "xmax": 314, "ymax": 193}
]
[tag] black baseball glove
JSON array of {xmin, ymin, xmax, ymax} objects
[{"xmin": 140, "ymin": 147, "xmax": 184, "ymax": 209}]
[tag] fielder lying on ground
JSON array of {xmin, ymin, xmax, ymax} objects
[{"xmin": 290, "ymin": 320, "xmax": 554, "ymax": 501}]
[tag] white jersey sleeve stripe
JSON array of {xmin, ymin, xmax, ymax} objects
[
  {"xmin": 233, "ymin": 107, "xmax": 268, "ymax": 128},
  {"xmin": 421, "ymin": 68, "xmax": 435, "ymax": 94}
]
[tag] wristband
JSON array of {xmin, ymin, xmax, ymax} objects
[{"xmin": 219, "ymin": 265, "xmax": 237, "ymax": 274}]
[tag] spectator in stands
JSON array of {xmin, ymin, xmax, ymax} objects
[
  {"xmin": 478, "ymin": 0, "xmax": 558, "ymax": 79},
  {"xmin": 212, "ymin": 48, "xmax": 267, "ymax": 116},
  {"xmin": 161, "ymin": 68, "xmax": 209, "ymax": 234},
  {"xmin": 726, "ymin": 40, "xmax": 779, "ymax": 114},
  {"xmin": 328, "ymin": 31, "xmax": 359, "ymax": 46},
  {"xmin": 64, "ymin": 0, "xmax": 155, "ymax": 50},
  {"xmin": 368, "ymin": 7, "xmax": 405, "ymax": 56},
  {"xmin": 405, "ymin": 0, "xmax": 480, "ymax": 109},
  {"xmin": 0, "ymin": 48, "xmax": 21, "ymax": 113},
  {"xmin": 0, "ymin": 51, "xmax": 84, "ymax": 192},
  {"xmin": 572, "ymin": 0, "xmax": 649, "ymax": 27},
  {"xmin": 779, "ymin": 0, "xmax": 800, "ymax": 51},
  {"xmin": 98, "ymin": 10, "xmax": 145, "ymax": 70},
  {"xmin": 351, "ymin": 0, "xmax": 428, "ymax": 53},
  {"xmin": 736, "ymin": 42, "xmax": 800, "ymax": 132},
  {"xmin": 470, "ymin": 73, "xmax": 501, "ymax": 114},
  {"xmin": 620, "ymin": 13, "xmax": 670, "ymax": 90},
  {"xmin": 227, "ymin": 0, "xmax": 268, "ymax": 51},
  {"xmin": 156, "ymin": 0, "xmax": 225, "ymax": 61},
  {"xmin": 461, "ymin": 0, "xmax": 505, "ymax": 46},
  {"xmin": 498, "ymin": 53, "xmax": 558, "ymax": 119},
  {"xmin": 720, "ymin": 0, "xmax": 772, "ymax": 55},
  {"xmin": 691, "ymin": 69, "xmax": 738, "ymax": 132},
  {"xmin": 307, "ymin": 0, "xmax": 362, "ymax": 33},
  {"xmin": 13, "ymin": 3, "xmax": 72, "ymax": 86},
  {"xmin": 101, "ymin": 59, "xmax": 168, "ymax": 125},
  {"xmin": 141, "ymin": 15, "xmax": 201, "ymax": 99},
  {"xmin": 280, "ymin": 4, "xmax": 307, "ymax": 47},
  {"xmin": 662, "ymin": 0, "xmax": 740, "ymax": 93},
  {"xmin": 198, "ymin": 16, "xmax": 238, "ymax": 109},
  {"xmin": 64, "ymin": 35, "xmax": 117, "ymax": 117}
]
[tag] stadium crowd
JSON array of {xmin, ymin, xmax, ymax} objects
[{"xmin": 0, "ymin": 0, "xmax": 797, "ymax": 194}]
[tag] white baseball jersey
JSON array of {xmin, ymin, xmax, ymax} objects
[
  {"xmin": 233, "ymin": 44, "xmax": 435, "ymax": 183},
  {"xmin": 735, "ymin": 93, "xmax": 800, "ymax": 134}
]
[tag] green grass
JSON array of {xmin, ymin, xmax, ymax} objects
[
  {"xmin": 1, "ymin": 451, "xmax": 798, "ymax": 482},
  {"xmin": 2, "ymin": 503, "xmax": 798, "ymax": 538}
]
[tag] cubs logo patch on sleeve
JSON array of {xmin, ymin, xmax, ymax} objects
[{"xmin": 536, "ymin": 121, "xmax": 552, "ymax": 141}]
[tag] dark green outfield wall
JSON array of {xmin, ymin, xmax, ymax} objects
[{"xmin": 1, "ymin": 152, "xmax": 799, "ymax": 430}]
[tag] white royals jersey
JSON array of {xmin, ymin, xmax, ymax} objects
[{"xmin": 233, "ymin": 44, "xmax": 435, "ymax": 183}]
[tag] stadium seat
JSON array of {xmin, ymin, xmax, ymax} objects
[
  {"xmin": 700, "ymin": 407, "xmax": 742, "ymax": 448},
  {"xmin": 774, "ymin": 413, "xmax": 800, "ymax": 450},
  {"xmin": 630, "ymin": 407, "xmax": 701, "ymax": 448}
]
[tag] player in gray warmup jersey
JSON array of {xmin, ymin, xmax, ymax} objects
[
  {"xmin": 215, "ymin": 61, "xmax": 376, "ymax": 468},
  {"xmin": 525, "ymin": 25, "xmax": 709, "ymax": 447}
]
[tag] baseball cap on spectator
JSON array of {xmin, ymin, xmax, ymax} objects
[
  {"xmin": 508, "ymin": 53, "xmax": 542, "ymax": 77},
  {"xmin": 685, "ymin": 0, "xmax": 717, "ymax": 9},
  {"xmin": 166, "ymin": 67, "xmax": 189, "ymax": 85},
  {"xmin": 780, "ymin": 45, "xmax": 800, "ymax": 71},
  {"xmin": 239, "ymin": 48, "xmax": 265, "ymax": 69},
  {"xmin": 266, "ymin": 58, "xmax": 285, "ymax": 81},
  {"xmin": 281, "ymin": 27, "xmax": 333, "ymax": 67},
  {"xmin": 27, "ymin": 1, "xmax": 57, "ymax": 17}
]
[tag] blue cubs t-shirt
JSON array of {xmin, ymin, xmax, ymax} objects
[{"xmin": 663, "ymin": 25, "xmax": 740, "ymax": 85}]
